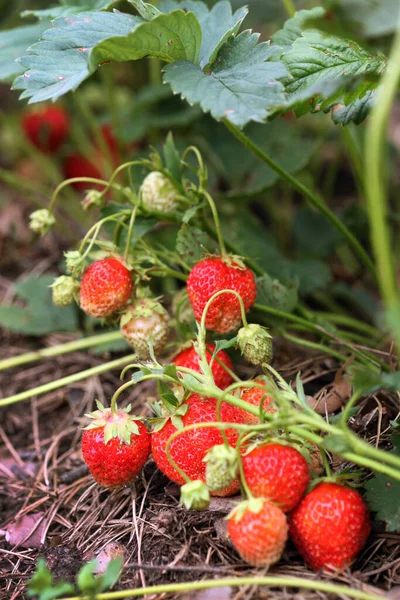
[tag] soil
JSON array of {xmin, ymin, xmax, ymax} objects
[{"xmin": 1, "ymin": 209, "xmax": 400, "ymax": 600}]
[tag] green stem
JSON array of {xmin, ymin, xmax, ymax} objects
[
  {"xmin": 0, "ymin": 355, "xmax": 137, "ymax": 407},
  {"xmin": 340, "ymin": 125, "xmax": 365, "ymax": 200},
  {"xmin": 49, "ymin": 177, "xmax": 116, "ymax": 213},
  {"xmin": 281, "ymin": 0, "xmax": 295, "ymax": 17},
  {"xmin": 123, "ymin": 206, "xmax": 137, "ymax": 261},
  {"xmin": 223, "ymin": 119, "xmax": 377, "ymax": 280},
  {"xmin": 364, "ymin": 26, "xmax": 400, "ymax": 308},
  {"xmin": 314, "ymin": 312, "xmax": 379, "ymax": 338},
  {"xmin": 281, "ymin": 332, "xmax": 348, "ymax": 362},
  {"xmin": 61, "ymin": 575, "xmax": 384, "ymax": 600},
  {"xmin": 110, "ymin": 380, "xmax": 136, "ymax": 415},
  {"xmin": 0, "ymin": 331, "xmax": 122, "ymax": 372},
  {"xmin": 200, "ymin": 189, "xmax": 227, "ymax": 256}
]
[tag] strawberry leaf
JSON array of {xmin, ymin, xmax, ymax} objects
[
  {"xmin": 176, "ymin": 224, "xmax": 209, "ymax": 265},
  {"xmin": 212, "ymin": 338, "xmax": 237, "ymax": 358},
  {"xmin": 164, "ymin": 30, "xmax": 287, "ymax": 128},
  {"xmin": 364, "ymin": 434, "xmax": 400, "ymax": 532},
  {"xmin": 158, "ymin": 0, "xmax": 248, "ymax": 69},
  {"xmin": 22, "ymin": 0, "xmax": 117, "ymax": 19},
  {"xmin": 256, "ymin": 274, "xmax": 298, "ymax": 313},
  {"xmin": 271, "ymin": 7, "xmax": 326, "ymax": 53},
  {"xmin": 0, "ymin": 21, "xmax": 50, "ymax": 82},
  {"xmin": 27, "ymin": 559, "xmax": 74, "ymax": 600},
  {"xmin": 14, "ymin": 10, "xmax": 202, "ymax": 103}
]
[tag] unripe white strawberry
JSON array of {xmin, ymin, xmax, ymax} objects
[
  {"xmin": 120, "ymin": 298, "xmax": 169, "ymax": 359},
  {"xmin": 204, "ymin": 444, "xmax": 238, "ymax": 491},
  {"xmin": 50, "ymin": 275, "xmax": 79, "ymax": 306},
  {"xmin": 140, "ymin": 171, "xmax": 177, "ymax": 213},
  {"xmin": 237, "ymin": 324, "xmax": 273, "ymax": 365}
]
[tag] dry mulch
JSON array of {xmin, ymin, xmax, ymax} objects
[{"xmin": 0, "ymin": 229, "xmax": 399, "ymax": 600}]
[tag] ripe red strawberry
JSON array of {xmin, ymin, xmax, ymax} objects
[
  {"xmin": 172, "ymin": 343, "xmax": 233, "ymax": 390},
  {"xmin": 151, "ymin": 393, "xmax": 245, "ymax": 496},
  {"xmin": 82, "ymin": 401, "xmax": 150, "ymax": 488},
  {"xmin": 289, "ymin": 482, "xmax": 371, "ymax": 571},
  {"xmin": 21, "ymin": 105, "xmax": 69, "ymax": 153},
  {"xmin": 186, "ymin": 257, "xmax": 257, "ymax": 333},
  {"xmin": 63, "ymin": 124, "xmax": 119, "ymax": 191},
  {"xmin": 80, "ymin": 257, "xmax": 133, "ymax": 318},
  {"xmin": 242, "ymin": 443, "xmax": 310, "ymax": 512},
  {"xmin": 64, "ymin": 153, "xmax": 103, "ymax": 191},
  {"xmin": 238, "ymin": 378, "xmax": 275, "ymax": 424},
  {"xmin": 228, "ymin": 499, "xmax": 288, "ymax": 567},
  {"xmin": 120, "ymin": 299, "xmax": 170, "ymax": 359}
]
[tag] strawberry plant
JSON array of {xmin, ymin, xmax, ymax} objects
[{"xmin": 1, "ymin": 0, "xmax": 400, "ymax": 598}]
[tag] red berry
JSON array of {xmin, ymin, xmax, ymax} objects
[
  {"xmin": 228, "ymin": 499, "xmax": 288, "ymax": 567},
  {"xmin": 187, "ymin": 257, "xmax": 257, "ymax": 334},
  {"xmin": 151, "ymin": 393, "xmax": 245, "ymax": 497},
  {"xmin": 238, "ymin": 378, "xmax": 275, "ymax": 424},
  {"xmin": 172, "ymin": 343, "xmax": 233, "ymax": 390},
  {"xmin": 242, "ymin": 443, "xmax": 310, "ymax": 512},
  {"xmin": 64, "ymin": 153, "xmax": 103, "ymax": 191},
  {"xmin": 82, "ymin": 406, "xmax": 150, "ymax": 488},
  {"xmin": 63, "ymin": 124, "xmax": 119, "ymax": 191},
  {"xmin": 80, "ymin": 258, "xmax": 133, "ymax": 318},
  {"xmin": 289, "ymin": 482, "xmax": 371, "ymax": 571},
  {"xmin": 21, "ymin": 105, "xmax": 69, "ymax": 153}
]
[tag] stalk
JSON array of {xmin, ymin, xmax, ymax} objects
[
  {"xmin": 0, "ymin": 355, "xmax": 137, "ymax": 407},
  {"xmin": 60, "ymin": 575, "xmax": 384, "ymax": 600},
  {"xmin": 0, "ymin": 331, "xmax": 122, "ymax": 372},
  {"xmin": 223, "ymin": 119, "xmax": 377, "ymax": 280},
  {"xmin": 364, "ymin": 26, "xmax": 400, "ymax": 308}
]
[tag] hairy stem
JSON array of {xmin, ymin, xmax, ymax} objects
[
  {"xmin": 365, "ymin": 26, "xmax": 400, "ymax": 308},
  {"xmin": 223, "ymin": 119, "xmax": 377, "ymax": 280}
]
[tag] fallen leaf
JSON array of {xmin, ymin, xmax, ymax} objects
[{"xmin": 4, "ymin": 512, "xmax": 46, "ymax": 549}]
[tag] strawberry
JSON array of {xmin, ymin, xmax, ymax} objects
[
  {"xmin": 63, "ymin": 124, "xmax": 119, "ymax": 192},
  {"xmin": 242, "ymin": 443, "xmax": 310, "ymax": 511},
  {"xmin": 228, "ymin": 499, "xmax": 288, "ymax": 567},
  {"xmin": 21, "ymin": 105, "xmax": 69, "ymax": 153},
  {"xmin": 79, "ymin": 257, "xmax": 133, "ymax": 318},
  {"xmin": 172, "ymin": 343, "xmax": 233, "ymax": 390},
  {"xmin": 63, "ymin": 153, "xmax": 103, "ymax": 192},
  {"xmin": 141, "ymin": 171, "xmax": 178, "ymax": 213},
  {"xmin": 237, "ymin": 323, "xmax": 273, "ymax": 365},
  {"xmin": 151, "ymin": 393, "xmax": 245, "ymax": 496},
  {"xmin": 186, "ymin": 257, "xmax": 257, "ymax": 334},
  {"xmin": 82, "ymin": 401, "xmax": 151, "ymax": 488},
  {"xmin": 51, "ymin": 275, "xmax": 79, "ymax": 307},
  {"xmin": 120, "ymin": 298, "xmax": 170, "ymax": 359},
  {"xmin": 289, "ymin": 482, "xmax": 371, "ymax": 571},
  {"xmin": 238, "ymin": 378, "xmax": 275, "ymax": 424}
]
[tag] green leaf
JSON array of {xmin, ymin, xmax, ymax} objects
[
  {"xmin": 336, "ymin": 0, "xmax": 400, "ymax": 38},
  {"xmin": 365, "ymin": 437, "xmax": 400, "ymax": 532},
  {"xmin": 212, "ymin": 337, "xmax": 237, "ymax": 357},
  {"xmin": 281, "ymin": 259, "xmax": 332, "ymax": 296},
  {"xmin": 158, "ymin": 380, "xmax": 180, "ymax": 409},
  {"xmin": 256, "ymin": 274, "xmax": 298, "ymax": 313},
  {"xmin": 330, "ymin": 88, "xmax": 376, "ymax": 126},
  {"xmin": 14, "ymin": 9, "xmax": 202, "ymax": 104},
  {"xmin": 271, "ymin": 7, "xmax": 326, "ymax": 52},
  {"xmin": 27, "ymin": 559, "xmax": 75, "ymax": 600},
  {"xmin": 99, "ymin": 558, "xmax": 123, "ymax": 591},
  {"xmin": 293, "ymin": 209, "xmax": 341, "ymax": 259},
  {"xmin": 283, "ymin": 30, "xmax": 386, "ymax": 99},
  {"xmin": 350, "ymin": 367, "xmax": 400, "ymax": 395},
  {"xmin": 0, "ymin": 21, "xmax": 50, "ymax": 82},
  {"xmin": 176, "ymin": 224, "xmax": 209, "ymax": 265},
  {"xmin": 22, "ymin": 0, "xmax": 117, "ymax": 19},
  {"xmin": 164, "ymin": 30, "xmax": 287, "ymax": 127},
  {"xmin": 0, "ymin": 275, "xmax": 78, "ymax": 335},
  {"xmin": 91, "ymin": 9, "xmax": 202, "ymax": 65},
  {"xmin": 77, "ymin": 560, "xmax": 99, "ymax": 593},
  {"xmin": 163, "ymin": 132, "xmax": 181, "ymax": 182},
  {"xmin": 129, "ymin": 0, "xmax": 161, "ymax": 20},
  {"xmin": 14, "ymin": 12, "xmax": 141, "ymax": 103},
  {"xmin": 159, "ymin": 0, "xmax": 248, "ymax": 69}
]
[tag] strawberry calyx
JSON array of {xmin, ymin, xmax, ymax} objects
[
  {"xmin": 228, "ymin": 498, "xmax": 265, "ymax": 522},
  {"xmin": 180, "ymin": 479, "xmax": 210, "ymax": 510},
  {"xmin": 149, "ymin": 399, "xmax": 189, "ymax": 433},
  {"xmin": 84, "ymin": 400, "xmax": 141, "ymax": 445}
]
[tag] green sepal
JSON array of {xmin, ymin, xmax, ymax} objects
[
  {"xmin": 228, "ymin": 498, "xmax": 264, "ymax": 523},
  {"xmin": 180, "ymin": 480, "xmax": 210, "ymax": 511}
]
